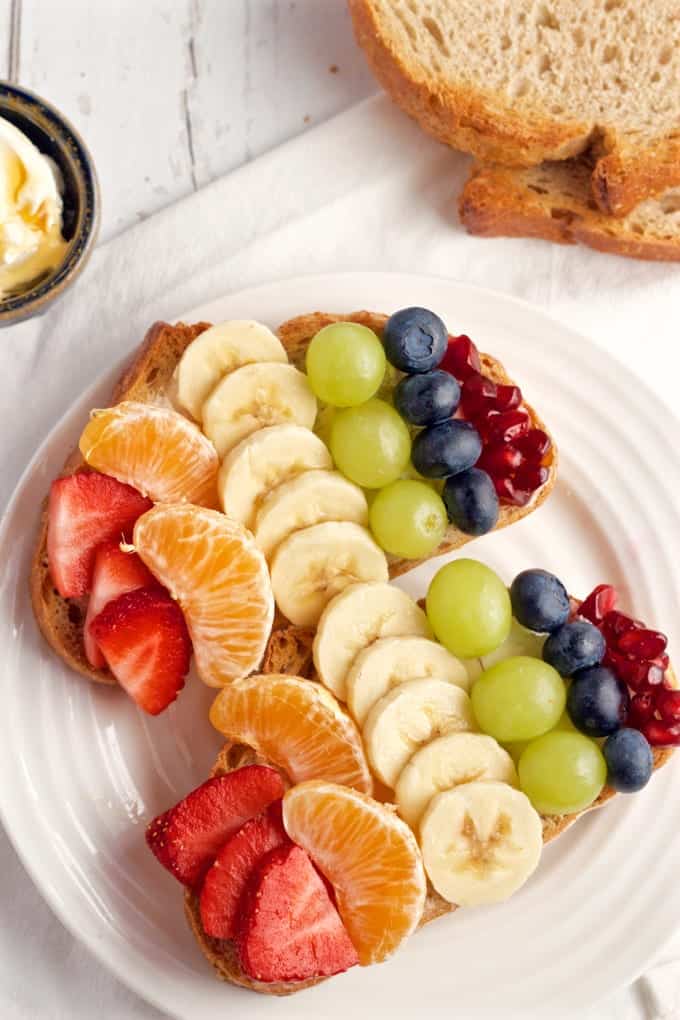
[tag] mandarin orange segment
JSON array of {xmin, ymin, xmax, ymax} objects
[
  {"xmin": 79, "ymin": 401, "xmax": 219, "ymax": 507},
  {"xmin": 133, "ymin": 504, "xmax": 274, "ymax": 686},
  {"xmin": 209, "ymin": 674, "xmax": 372, "ymax": 794},
  {"xmin": 282, "ymin": 781, "xmax": 426, "ymax": 965}
]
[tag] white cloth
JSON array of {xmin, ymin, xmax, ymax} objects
[{"xmin": 1, "ymin": 95, "xmax": 679, "ymax": 1019}]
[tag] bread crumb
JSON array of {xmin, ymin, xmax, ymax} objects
[
  {"xmin": 303, "ymin": 115, "xmax": 311, "ymax": 123},
  {"xmin": 329, "ymin": 64, "xmax": 339, "ymax": 73}
]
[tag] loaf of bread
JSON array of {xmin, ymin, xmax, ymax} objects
[{"xmin": 349, "ymin": 0, "xmax": 680, "ymax": 217}]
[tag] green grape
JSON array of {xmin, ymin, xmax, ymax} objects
[
  {"xmin": 553, "ymin": 707, "xmax": 578, "ymax": 732},
  {"xmin": 479, "ymin": 618, "xmax": 546, "ymax": 670},
  {"xmin": 369, "ymin": 480, "xmax": 447, "ymax": 559},
  {"xmin": 330, "ymin": 398, "xmax": 411, "ymax": 488},
  {"xmin": 518, "ymin": 730, "xmax": 606, "ymax": 815},
  {"xmin": 426, "ymin": 559, "xmax": 511, "ymax": 658},
  {"xmin": 314, "ymin": 405, "xmax": 335, "ymax": 448},
  {"xmin": 471, "ymin": 656, "xmax": 565, "ymax": 741},
  {"xmin": 306, "ymin": 322, "xmax": 386, "ymax": 407},
  {"xmin": 503, "ymin": 740, "xmax": 530, "ymax": 765}
]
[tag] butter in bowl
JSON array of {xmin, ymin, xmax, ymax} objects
[{"xmin": 0, "ymin": 83, "xmax": 100, "ymax": 325}]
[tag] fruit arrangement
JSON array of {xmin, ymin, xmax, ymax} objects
[
  {"xmin": 29, "ymin": 313, "xmax": 678, "ymax": 996},
  {"xmin": 147, "ymin": 764, "xmax": 424, "ymax": 987},
  {"xmin": 35, "ymin": 310, "xmax": 555, "ymax": 712},
  {"xmin": 148, "ymin": 551, "xmax": 675, "ymax": 992},
  {"xmin": 303, "ymin": 307, "xmax": 554, "ymax": 563}
]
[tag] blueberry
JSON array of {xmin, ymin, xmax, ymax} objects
[
  {"xmin": 603, "ymin": 728, "xmax": 654, "ymax": 792},
  {"xmin": 411, "ymin": 420, "xmax": 482, "ymax": 479},
  {"xmin": 542, "ymin": 620, "xmax": 606, "ymax": 677},
  {"xmin": 383, "ymin": 307, "xmax": 448, "ymax": 373},
  {"xmin": 442, "ymin": 468, "xmax": 499, "ymax": 535},
  {"xmin": 566, "ymin": 666, "xmax": 629, "ymax": 737},
  {"xmin": 394, "ymin": 370, "xmax": 460, "ymax": 426},
  {"xmin": 510, "ymin": 569, "xmax": 570, "ymax": 634}
]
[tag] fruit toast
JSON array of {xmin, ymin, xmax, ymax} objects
[
  {"xmin": 31, "ymin": 311, "xmax": 556, "ymax": 694},
  {"xmin": 153, "ymin": 566, "xmax": 675, "ymax": 995}
]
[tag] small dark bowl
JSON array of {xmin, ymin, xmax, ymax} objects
[{"xmin": 0, "ymin": 83, "xmax": 100, "ymax": 325}]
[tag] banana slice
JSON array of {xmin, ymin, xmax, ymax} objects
[
  {"xmin": 420, "ymin": 780, "xmax": 543, "ymax": 906},
  {"xmin": 254, "ymin": 469, "xmax": 368, "ymax": 559},
  {"xmin": 480, "ymin": 618, "xmax": 546, "ymax": 669},
  {"xmin": 346, "ymin": 636, "xmax": 469, "ymax": 725},
  {"xmin": 313, "ymin": 582, "xmax": 432, "ymax": 702},
  {"xmin": 218, "ymin": 425, "xmax": 332, "ymax": 528},
  {"xmin": 202, "ymin": 362, "xmax": 317, "ymax": 458},
  {"xmin": 395, "ymin": 732, "xmax": 518, "ymax": 830},
  {"xmin": 363, "ymin": 678, "xmax": 475, "ymax": 788},
  {"xmin": 270, "ymin": 522, "xmax": 388, "ymax": 627},
  {"xmin": 175, "ymin": 320, "xmax": 287, "ymax": 420}
]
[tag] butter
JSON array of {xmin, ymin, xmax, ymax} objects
[{"xmin": 0, "ymin": 116, "xmax": 68, "ymax": 300}]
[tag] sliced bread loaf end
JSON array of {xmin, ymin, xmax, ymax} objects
[
  {"xmin": 349, "ymin": 0, "xmax": 680, "ymax": 215},
  {"xmin": 459, "ymin": 158, "xmax": 680, "ymax": 261}
]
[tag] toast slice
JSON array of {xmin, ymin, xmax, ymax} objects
[
  {"xmin": 184, "ymin": 619, "xmax": 675, "ymax": 995},
  {"xmin": 348, "ymin": 0, "xmax": 680, "ymax": 216},
  {"xmin": 459, "ymin": 158, "xmax": 680, "ymax": 261},
  {"xmin": 30, "ymin": 312, "xmax": 556, "ymax": 685}
]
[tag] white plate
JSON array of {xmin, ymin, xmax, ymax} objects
[{"xmin": 2, "ymin": 272, "xmax": 679, "ymax": 1019}]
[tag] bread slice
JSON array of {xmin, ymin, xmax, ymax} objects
[
  {"xmin": 30, "ymin": 312, "xmax": 555, "ymax": 684},
  {"xmin": 459, "ymin": 157, "xmax": 680, "ymax": 261},
  {"xmin": 184, "ymin": 618, "xmax": 675, "ymax": 995},
  {"xmin": 348, "ymin": 0, "xmax": 680, "ymax": 216}
]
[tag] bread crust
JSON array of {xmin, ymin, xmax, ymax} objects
[
  {"xmin": 30, "ymin": 312, "xmax": 555, "ymax": 683},
  {"xmin": 459, "ymin": 161, "xmax": 680, "ymax": 262},
  {"xmin": 591, "ymin": 141, "xmax": 680, "ymax": 218},
  {"xmin": 348, "ymin": 0, "xmax": 680, "ymax": 218},
  {"xmin": 348, "ymin": 0, "xmax": 590, "ymax": 166}
]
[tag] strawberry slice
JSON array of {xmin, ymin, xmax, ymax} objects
[
  {"xmin": 47, "ymin": 471, "xmax": 152, "ymax": 598},
  {"xmin": 238, "ymin": 843, "xmax": 358, "ymax": 983},
  {"xmin": 84, "ymin": 540, "xmax": 157, "ymax": 668},
  {"xmin": 146, "ymin": 766, "xmax": 285, "ymax": 888},
  {"xmin": 90, "ymin": 587, "xmax": 191, "ymax": 715},
  {"xmin": 199, "ymin": 801, "xmax": 290, "ymax": 940}
]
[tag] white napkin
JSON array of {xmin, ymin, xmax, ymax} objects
[{"xmin": 1, "ymin": 95, "xmax": 678, "ymax": 1019}]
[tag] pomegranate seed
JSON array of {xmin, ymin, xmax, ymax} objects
[
  {"xmin": 514, "ymin": 463, "xmax": 549, "ymax": 491},
  {"xmin": 603, "ymin": 651, "xmax": 662, "ymax": 691},
  {"xmin": 629, "ymin": 692, "xmax": 655, "ymax": 725},
  {"xmin": 494, "ymin": 384, "xmax": 522, "ymax": 411},
  {"xmin": 641, "ymin": 719, "xmax": 680, "ymax": 747},
  {"xmin": 602, "ymin": 610, "xmax": 638, "ymax": 643},
  {"xmin": 515, "ymin": 429, "xmax": 551, "ymax": 461},
  {"xmin": 477, "ymin": 442, "xmax": 524, "ymax": 478},
  {"xmin": 578, "ymin": 584, "xmax": 618, "ymax": 625},
  {"xmin": 618, "ymin": 627, "xmax": 667, "ymax": 660},
  {"xmin": 645, "ymin": 664, "xmax": 667, "ymax": 687},
  {"xmin": 654, "ymin": 688, "xmax": 680, "ymax": 724},
  {"xmin": 652, "ymin": 653, "xmax": 670, "ymax": 672},
  {"xmin": 441, "ymin": 335, "xmax": 481, "ymax": 381},
  {"xmin": 480, "ymin": 409, "xmax": 531, "ymax": 444},
  {"xmin": 460, "ymin": 373, "xmax": 498, "ymax": 419},
  {"xmin": 493, "ymin": 475, "xmax": 533, "ymax": 507}
]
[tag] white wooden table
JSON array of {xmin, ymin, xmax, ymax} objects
[{"xmin": 0, "ymin": 0, "xmax": 377, "ymax": 241}]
